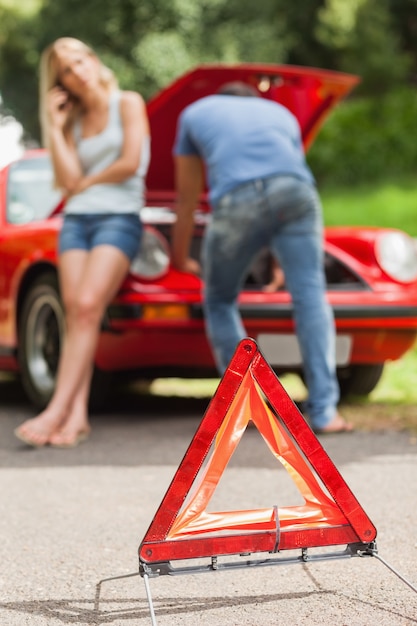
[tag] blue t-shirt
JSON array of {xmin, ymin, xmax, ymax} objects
[{"xmin": 174, "ymin": 94, "xmax": 314, "ymax": 205}]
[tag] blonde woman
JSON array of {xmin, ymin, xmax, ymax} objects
[{"xmin": 15, "ymin": 37, "xmax": 150, "ymax": 447}]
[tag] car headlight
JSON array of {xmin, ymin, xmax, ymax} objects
[
  {"xmin": 130, "ymin": 226, "xmax": 170, "ymax": 279},
  {"xmin": 375, "ymin": 231, "xmax": 417, "ymax": 283}
]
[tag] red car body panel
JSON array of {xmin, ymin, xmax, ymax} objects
[{"xmin": 1, "ymin": 64, "xmax": 417, "ymax": 406}]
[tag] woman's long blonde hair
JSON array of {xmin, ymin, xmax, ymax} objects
[{"xmin": 39, "ymin": 37, "xmax": 118, "ymax": 148}]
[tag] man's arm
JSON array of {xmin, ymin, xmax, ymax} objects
[{"xmin": 172, "ymin": 154, "xmax": 204, "ymax": 273}]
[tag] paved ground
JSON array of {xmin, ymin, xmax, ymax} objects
[{"xmin": 0, "ymin": 377, "xmax": 416, "ymax": 625}]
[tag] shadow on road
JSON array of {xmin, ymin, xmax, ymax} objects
[
  {"xmin": 0, "ymin": 373, "xmax": 212, "ymax": 415},
  {"xmin": 0, "ymin": 584, "xmax": 414, "ymax": 626}
]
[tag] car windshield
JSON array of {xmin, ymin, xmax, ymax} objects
[{"xmin": 7, "ymin": 156, "xmax": 61, "ymax": 225}]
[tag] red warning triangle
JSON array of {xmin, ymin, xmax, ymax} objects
[{"xmin": 139, "ymin": 339, "xmax": 376, "ymax": 565}]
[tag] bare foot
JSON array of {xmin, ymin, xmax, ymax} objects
[
  {"xmin": 48, "ymin": 422, "xmax": 91, "ymax": 448},
  {"xmin": 313, "ymin": 413, "xmax": 354, "ymax": 434},
  {"xmin": 263, "ymin": 268, "xmax": 285, "ymax": 293},
  {"xmin": 49, "ymin": 429, "xmax": 90, "ymax": 448},
  {"xmin": 14, "ymin": 411, "xmax": 66, "ymax": 447}
]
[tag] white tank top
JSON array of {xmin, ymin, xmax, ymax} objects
[{"xmin": 64, "ymin": 90, "xmax": 150, "ymax": 215}]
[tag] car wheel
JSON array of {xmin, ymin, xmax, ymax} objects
[
  {"xmin": 18, "ymin": 273, "xmax": 64, "ymax": 409},
  {"xmin": 337, "ymin": 364, "xmax": 384, "ymax": 398}
]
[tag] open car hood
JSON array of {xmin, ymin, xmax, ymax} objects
[{"xmin": 146, "ymin": 63, "xmax": 359, "ymax": 199}]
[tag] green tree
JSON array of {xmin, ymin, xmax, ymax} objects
[
  {"xmin": 387, "ymin": 0, "xmax": 417, "ymax": 82},
  {"xmin": 317, "ymin": 0, "xmax": 410, "ymax": 95},
  {"xmin": 0, "ymin": 0, "xmax": 415, "ymax": 143},
  {"xmin": 0, "ymin": 3, "xmax": 41, "ymax": 142},
  {"xmin": 282, "ymin": 0, "xmax": 330, "ymax": 68},
  {"xmin": 1, "ymin": 0, "xmax": 292, "ymax": 140}
]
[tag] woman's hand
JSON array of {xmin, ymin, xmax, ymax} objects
[
  {"xmin": 179, "ymin": 257, "xmax": 201, "ymax": 275},
  {"xmin": 66, "ymin": 175, "xmax": 93, "ymax": 197},
  {"xmin": 47, "ymin": 86, "xmax": 73, "ymax": 130}
]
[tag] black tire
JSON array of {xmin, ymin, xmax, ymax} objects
[
  {"xmin": 337, "ymin": 364, "xmax": 384, "ymax": 398},
  {"xmin": 18, "ymin": 273, "xmax": 65, "ymax": 409}
]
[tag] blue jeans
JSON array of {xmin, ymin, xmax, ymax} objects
[{"xmin": 203, "ymin": 175, "xmax": 339, "ymax": 429}]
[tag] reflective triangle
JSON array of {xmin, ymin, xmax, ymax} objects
[{"xmin": 139, "ymin": 338, "xmax": 376, "ymax": 565}]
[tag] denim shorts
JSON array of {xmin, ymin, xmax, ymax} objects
[{"xmin": 59, "ymin": 213, "xmax": 142, "ymax": 261}]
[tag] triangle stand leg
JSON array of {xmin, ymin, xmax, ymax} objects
[
  {"xmin": 94, "ymin": 571, "xmax": 140, "ymax": 616},
  {"xmin": 94, "ymin": 568, "xmax": 159, "ymax": 624},
  {"xmin": 358, "ymin": 543, "xmax": 417, "ymax": 594},
  {"xmin": 142, "ymin": 564, "xmax": 159, "ymax": 626},
  {"xmin": 143, "ymin": 572, "xmax": 158, "ymax": 626}
]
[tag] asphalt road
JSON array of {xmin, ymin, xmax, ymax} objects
[{"xmin": 0, "ymin": 375, "xmax": 416, "ymax": 626}]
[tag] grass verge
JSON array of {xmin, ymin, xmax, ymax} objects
[
  {"xmin": 149, "ymin": 345, "xmax": 417, "ymax": 434},
  {"xmin": 322, "ymin": 178, "xmax": 417, "ymax": 236}
]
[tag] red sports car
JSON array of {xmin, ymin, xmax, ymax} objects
[{"xmin": 1, "ymin": 64, "xmax": 417, "ymax": 409}]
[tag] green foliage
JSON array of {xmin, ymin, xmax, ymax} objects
[
  {"xmin": 308, "ymin": 87, "xmax": 417, "ymax": 188},
  {"xmin": 370, "ymin": 343, "xmax": 417, "ymax": 404},
  {"xmin": 0, "ymin": 0, "xmax": 416, "ymax": 155},
  {"xmin": 149, "ymin": 342, "xmax": 417, "ymax": 408},
  {"xmin": 0, "ymin": 0, "xmax": 42, "ymax": 16},
  {"xmin": 387, "ymin": 0, "xmax": 417, "ymax": 81},
  {"xmin": 281, "ymin": 0, "xmax": 330, "ymax": 68},
  {"xmin": 317, "ymin": 0, "xmax": 366, "ymax": 50},
  {"xmin": 339, "ymin": 0, "xmax": 410, "ymax": 95},
  {"xmin": 133, "ymin": 32, "xmax": 194, "ymax": 96},
  {"xmin": 316, "ymin": 0, "xmax": 410, "ymax": 93},
  {"xmin": 0, "ymin": 4, "xmax": 41, "ymax": 141}
]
